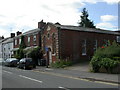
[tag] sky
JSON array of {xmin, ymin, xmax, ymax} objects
[{"xmin": 0, "ymin": 0, "xmax": 119, "ymax": 38}]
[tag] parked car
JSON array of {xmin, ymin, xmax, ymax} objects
[
  {"xmin": 4, "ymin": 58, "xmax": 19, "ymax": 67},
  {"xmin": 17, "ymin": 58, "xmax": 36, "ymax": 69},
  {"xmin": 0, "ymin": 58, "xmax": 4, "ymax": 65}
]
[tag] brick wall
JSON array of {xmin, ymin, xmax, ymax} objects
[
  {"xmin": 14, "ymin": 32, "xmax": 41, "ymax": 48},
  {"xmin": 41, "ymin": 23, "xmax": 59, "ymax": 63},
  {"xmin": 59, "ymin": 29, "xmax": 116, "ymax": 63}
]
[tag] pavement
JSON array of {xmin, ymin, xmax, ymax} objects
[{"xmin": 34, "ymin": 62, "xmax": 120, "ymax": 85}]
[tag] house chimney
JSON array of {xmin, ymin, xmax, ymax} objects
[
  {"xmin": 11, "ymin": 33, "xmax": 15, "ymax": 38},
  {"xmin": 38, "ymin": 20, "xmax": 46, "ymax": 29},
  {"xmin": 16, "ymin": 31, "xmax": 22, "ymax": 36},
  {"xmin": 2, "ymin": 36, "xmax": 4, "ymax": 39}
]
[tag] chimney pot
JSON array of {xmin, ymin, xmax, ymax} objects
[
  {"xmin": 11, "ymin": 33, "xmax": 15, "ymax": 38},
  {"xmin": 17, "ymin": 31, "xmax": 22, "ymax": 36}
]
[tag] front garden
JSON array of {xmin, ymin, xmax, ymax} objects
[{"xmin": 90, "ymin": 41, "xmax": 120, "ymax": 74}]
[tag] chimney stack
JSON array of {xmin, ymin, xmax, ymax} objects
[
  {"xmin": 38, "ymin": 20, "xmax": 46, "ymax": 29},
  {"xmin": 11, "ymin": 33, "xmax": 15, "ymax": 38},
  {"xmin": 16, "ymin": 31, "xmax": 22, "ymax": 36},
  {"xmin": 2, "ymin": 36, "xmax": 4, "ymax": 39}
]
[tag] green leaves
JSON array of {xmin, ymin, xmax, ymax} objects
[{"xmin": 90, "ymin": 41, "xmax": 120, "ymax": 73}]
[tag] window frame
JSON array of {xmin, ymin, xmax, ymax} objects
[
  {"xmin": 28, "ymin": 36, "xmax": 31, "ymax": 46},
  {"xmin": 82, "ymin": 40, "xmax": 87, "ymax": 56},
  {"xmin": 33, "ymin": 35, "xmax": 37, "ymax": 45},
  {"xmin": 117, "ymin": 36, "xmax": 120, "ymax": 42}
]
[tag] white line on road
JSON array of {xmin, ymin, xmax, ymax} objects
[
  {"xmin": 3, "ymin": 70, "xmax": 13, "ymax": 74},
  {"xmin": 19, "ymin": 75, "xmax": 43, "ymax": 83},
  {"xmin": 58, "ymin": 86, "xmax": 70, "ymax": 90}
]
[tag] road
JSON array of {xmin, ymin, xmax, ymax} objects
[{"xmin": 2, "ymin": 66, "xmax": 119, "ymax": 89}]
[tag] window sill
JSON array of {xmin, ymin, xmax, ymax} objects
[{"xmin": 82, "ymin": 53, "xmax": 87, "ymax": 56}]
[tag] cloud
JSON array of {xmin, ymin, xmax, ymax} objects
[
  {"xmin": 96, "ymin": 14, "xmax": 118, "ymax": 30},
  {"xmin": 103, "ymin": 0, "xmax": 119, "ymax": 4},
  {"xmin": 101, "ymin": 15, "xmax": 118, "ymax": 22},
  {"xmin": 0, "ymin": 0, "xmax": 118, "ymax": 37},
  {"xmin": 96, "ymin": 22, "xmax": 117, "ymax": 30}
]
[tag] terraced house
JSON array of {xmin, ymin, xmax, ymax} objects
[
  {"xmin": 41, "ymin": 22, "xmax": 120, "ymax": 64},
  {"xmin": 13, "ymin": 29, "xmax": 41, "ymax": 55}
]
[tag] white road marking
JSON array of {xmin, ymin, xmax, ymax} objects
[
  {"xmin": 19, "ymin": 75, "xmax": 42, "ymax": 83},
  {"xmin": 58, "ymin": 86, "xmax": 70, "ymax": 90},
  {"xmin": 3, "ymin": 70, "xmax": 13, "ymax": 74}
]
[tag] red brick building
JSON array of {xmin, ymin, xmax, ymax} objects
[
  {"xmin": 13, "ymin": 29, "xmax": 41, "ymax": 55},
  {"xmin": 41, "ymin": 22, "xmax": 120, "ymax": 64}
]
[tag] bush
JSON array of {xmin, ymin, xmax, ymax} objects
[
  {"xmin": 90, "ymin": 56, "xmax": 101, "ymax": 72},
  {"xmin": 51, "ymin": 60, "xmax": 72, "ymax": 68},
  {"xmin": 24, "ymin": 46, "xmax": 43, "ymax": 65},
  {"xmin": 90, "ymin": 41, "xmax": 120, "ymax": 73},
  {"xmin": 100, "ymin": 58, "xmax": 119, "ymax": 73}
]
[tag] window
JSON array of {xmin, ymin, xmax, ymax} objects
[
  {"xmin": 117, "ymin": 36, "xmax": 120, "ymax": 42},
  {"xmin": 93, "ymin": 40, "xmax": 97, "ymax": 52},
  {"xmin": 52, "ymin": 33, "xmax": 56, "ymax": 54},
  {"xmin": 33, "ymin": 35, "xmax": 36, "ymax": 45},
  {"xmin": 19, "ymin": 38, "xmax": 21, "ymax": 44},
  {"xmin": 82, "ymin": 40, "xmax": 86, "ymax": 55},
  {"xmin": 8, "ymin": 44, "xmax": 10, "ymax": 50},
  {"xmin": 15, "ymin": 39, "xmax": 17, "ymax": 45},
  {"xmin": 47, "ymin": 33, "xmax": 50, "ymax": 38},
  {"xmin": 47, "ymin": 26, "xmax": 51, "ymax": 31},
  {"xmin": 28, "ymin": 36, "xmax": 30, "ymax": 45}
]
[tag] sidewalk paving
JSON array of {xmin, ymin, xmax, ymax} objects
[{"xmin": 34, "ymin": 63, "xmax": 119, "ymax": 84}]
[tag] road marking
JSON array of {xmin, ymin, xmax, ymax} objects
[
  {"xmin": 95, "ymin": 81, "xmax": 118, "ymax": 86},
  {"xmin": 3, "ymin": 70, "xmax": 13, "ymax": 74},
  {"xmin": 19, "ymin": 75, "xmax": 42, "ymax": 83},
  {"xmin": 33, "ymin": 70, "xmax": 118, "ymax": 86},
  {"xmin": 58, "ymin": 86, "xmax": 70, "ymax": 90}
]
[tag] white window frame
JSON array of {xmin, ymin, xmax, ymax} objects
[
  {"xmin": 28, "ymin": 36, "xmax": 30, "ymax": 44},
  {"xmin": 33, "ymin": 35, "xmax": 36, "ymax": 42},
  {"xmin": 93, "ymin": 40, "xmax": 97, "ymax": 51},
  {"xmin": 15, "ymin": 39, "xmax": 17, "ymax": 45},
  {"xmin": 117, "ymin": 36, "xmax": 120, "ymax": 42},
  {"xmin": 19, "ymin": 38, "xmax": 21, "ymax": 44},
  {"xmin": 82, "ymin": 40, "xmax": 87, "ymax": 56}
]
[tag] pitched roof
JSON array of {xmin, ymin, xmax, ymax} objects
[
  {"xmin": 2, "ymin": 37, "xmax": 13, "ymax": 44},
  {"xmin": 14, "ymin": 28, "xmax": 41, "ymax": 38},
  {"xmin": 54, "ymin": 24, "xmax": 120, "ymax": 35},
  {"xmin": 23, "ymin": 28, "xmax": 40, "ymax": 35},
  {"xmin": 0, "ymin": 37, "xmax": 11, "ymax": 43}
]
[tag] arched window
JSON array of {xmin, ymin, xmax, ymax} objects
[{"xmin": 52, "ymin": 33, "xmax": 56, "ymax": 54}]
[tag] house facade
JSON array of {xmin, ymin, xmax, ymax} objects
[
  {"xmin": 41, "ymin": 22, "xmax": 120, "ymax": 64},
  {"xmin": 0, "ymin": 33, "xmax": 15, "ymax": 60},
  {"xmin": 13, "ymin": 29, "xmax": 41, "ymax": 58}
]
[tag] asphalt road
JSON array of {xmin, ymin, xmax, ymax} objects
[{"xmin": 2, "ymin": 66, "xmax": 119, "ymax": 89}]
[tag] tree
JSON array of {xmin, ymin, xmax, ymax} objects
[
  {"xmin": 27, "ymin": 46, "xmax": 43, "ymax": 65},
  {"xmin": 15, "ymin": 35, "xmax": 26, "ymax": 59},
  {"xmin": 78, "ymin": 8, "xmax": 96, "ymax": 28}
]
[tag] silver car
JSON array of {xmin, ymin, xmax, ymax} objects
[{"xmin": 4, "ymin": 58, "xmax": 18, "ymax": 67}]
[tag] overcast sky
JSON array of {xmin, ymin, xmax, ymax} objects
[{"xmin": 0, "ymin": 0, "xmax": 119, "ymax": 38}]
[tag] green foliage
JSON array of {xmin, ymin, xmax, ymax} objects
[
  {"xmin": 90, "ymin": 41, "xmax": 120, "ymax": 73},
  {"xmin": 51, "ymin": 60, "xmax": 72, "ymax": 68},
  {"xmin": 100, "ymin": 58, "xmax": 119, "ymax": 73},
  {"xmin": 14, "ymin": 35, "xmax": 26, "ymax": 60},
  {"xmin": 25, "ymin": 46, "xmax": 43, "ymax": 65},
  {"xmin": 19, "ymin": 35, "xmax": 26, "ymax": 49},
  {"xmin": 78, "ymin": 8, "xmax": 96, "ymax": 28}
]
